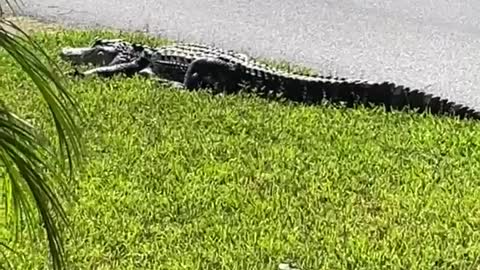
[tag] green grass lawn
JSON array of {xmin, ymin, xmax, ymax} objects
[{"xmin": 2, "ymin": 22, "xmax": 480, "ymax": 269}]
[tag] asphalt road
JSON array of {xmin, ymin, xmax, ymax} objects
[{"xmin": 15, "ymin": 0, "xmax": 480, "ymax": 109}]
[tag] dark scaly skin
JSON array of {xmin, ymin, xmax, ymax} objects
[
  {"xmin": 183, "ymin": 56, "xmax": 480, "ymax": 120},
  {"xmin": 60, "ymin": 38, "xmax": 480, "ymax": 121}
]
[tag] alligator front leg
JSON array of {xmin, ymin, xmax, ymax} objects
[
  {"xmin": 138, "ymin": 66, "xmax": 185, "ymax": 89},
  {"xmin": 73, "ymin": 57, "xmax": 150, "ymax": 78}
]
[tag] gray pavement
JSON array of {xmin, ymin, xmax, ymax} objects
[{"xmin": 14, "ymin": 0, "xmax": 480, "ymax": 109}]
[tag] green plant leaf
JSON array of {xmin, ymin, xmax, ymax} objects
[{"xmin": 1, "ymin": 6, "xmax": 84, "ymax": 270}]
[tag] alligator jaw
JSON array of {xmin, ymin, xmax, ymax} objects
[{"xmin": 60, "ymin": 46, "xmax": 118, "ymax": 66}]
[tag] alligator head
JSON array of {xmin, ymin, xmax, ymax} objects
[{"xmin": 60, "ymin": 38, "xmax": 141, "ymax": 66}]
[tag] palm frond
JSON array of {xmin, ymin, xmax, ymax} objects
[
  {"xmin": 0, "ymin": 5, "xmax": 85, "ymax": 270},
  {"xmin": 0, "ymin": 20, "xmax": 84, "ymax": 174},
  {"xmin": 0, "ymin": 0, "xmax": 21, "ymax": 17}
]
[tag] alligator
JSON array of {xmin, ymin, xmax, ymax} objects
[{"xmin": 60, "ymin": 38, "xmax": 480, "ymax": 121}]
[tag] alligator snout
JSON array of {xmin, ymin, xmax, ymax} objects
[{"xmin": 60, "ymin": 46, "xmax": 117, "ymax": 66}]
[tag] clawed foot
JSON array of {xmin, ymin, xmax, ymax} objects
[{"xmin": 154, "ymin": 78, "xmax": 185, "ymax": 89}]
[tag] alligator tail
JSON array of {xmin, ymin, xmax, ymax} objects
[
  {"xmin": 268, "ymin": 74, "xmax": 480, "ymax": 121},
  {"xmin": 202, "ymin": 59, "xmax": 480, "ymax": 121}
]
